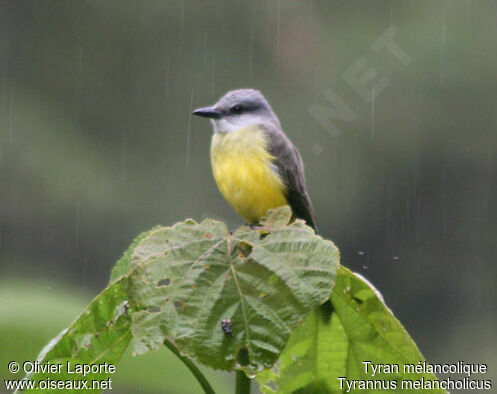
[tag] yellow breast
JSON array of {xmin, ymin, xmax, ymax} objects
[{"xmin": 210, "ymin": 126, "xmax": 288, "ymax": 224}]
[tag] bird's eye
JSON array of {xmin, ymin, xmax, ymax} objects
[{"xmin": 231, "ymin": 104, "xmax": 243, "ymax": 113}]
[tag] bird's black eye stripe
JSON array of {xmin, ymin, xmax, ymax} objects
[{"xmin": 231, "ymin": 104, "xmax": 243, "ymax": 114}]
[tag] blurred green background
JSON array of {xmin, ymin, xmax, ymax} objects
[{"xmin": 1, "ymin": 1, "xmax": 496, "ymax": 393}]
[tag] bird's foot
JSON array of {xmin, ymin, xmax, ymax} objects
[{"xmin": 248, "ymin": 223, "xmax": 265, "ymax": 231}]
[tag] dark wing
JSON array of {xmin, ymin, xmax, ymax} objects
[{"xmin": 262, "ymin": 124, "xmax": 317, "ymax": 230}]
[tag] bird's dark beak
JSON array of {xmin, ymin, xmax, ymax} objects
[{"xmin": 192, "ymin": 106, "xmax": 222, "ymax": 119}]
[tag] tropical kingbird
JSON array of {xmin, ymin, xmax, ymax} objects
[{"xmin": 193, "ymin": 89, "xmax": 316, "ymax": 230}]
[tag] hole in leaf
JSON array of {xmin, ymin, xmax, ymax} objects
[
  {"xmin": 238, "ymin": 241, "xmax": 252, "ymax": 258},
  {"xmin": 157, "ymin": 278, "xmax": 171, "ymax": 287},
  {"xmin": 259, "ymin": 231, "xmax": 269, "ymax": 240},
  {"xmin": 174, "ymin": 301, "xmax": 184, "ymax": 310},
  {"xmin": 147, "ymin": 307, "xmax": 161, "ymax": 313},
  {"xmin": 236, "ymin": 347, "xmax": 250, "ymax": 367}
]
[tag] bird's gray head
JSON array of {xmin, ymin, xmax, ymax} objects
[{"xmin": 193, "ymin": 89, "xmax": 280, "ymax": 133}]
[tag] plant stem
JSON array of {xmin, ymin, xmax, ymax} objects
[
  {"xmin": 163, "ymin": 340, "xmax": 215, "ymax": 394},
  {"xmin": 235, "ymin": 370, "xmax": 251, "ymax": 394}
]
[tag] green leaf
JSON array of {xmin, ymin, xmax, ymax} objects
[
  {"xmin": 17, "ymin": 281, "xmax": 132, "ymax": 393},
  {"xmin": 0, "ymin": 278, "xmax": 231, "ymax": 393},
  {"xmin": 257, "ymin": 266, "xmax": 446, "ymax": 393},
  {"xmin": 126, "ymin": 206, "xmax": 339, "ymax": 375}
]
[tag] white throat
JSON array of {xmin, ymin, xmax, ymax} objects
[{"xmin": 211, "ymin": 114, "xmax": 263, "ymax": 134}]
